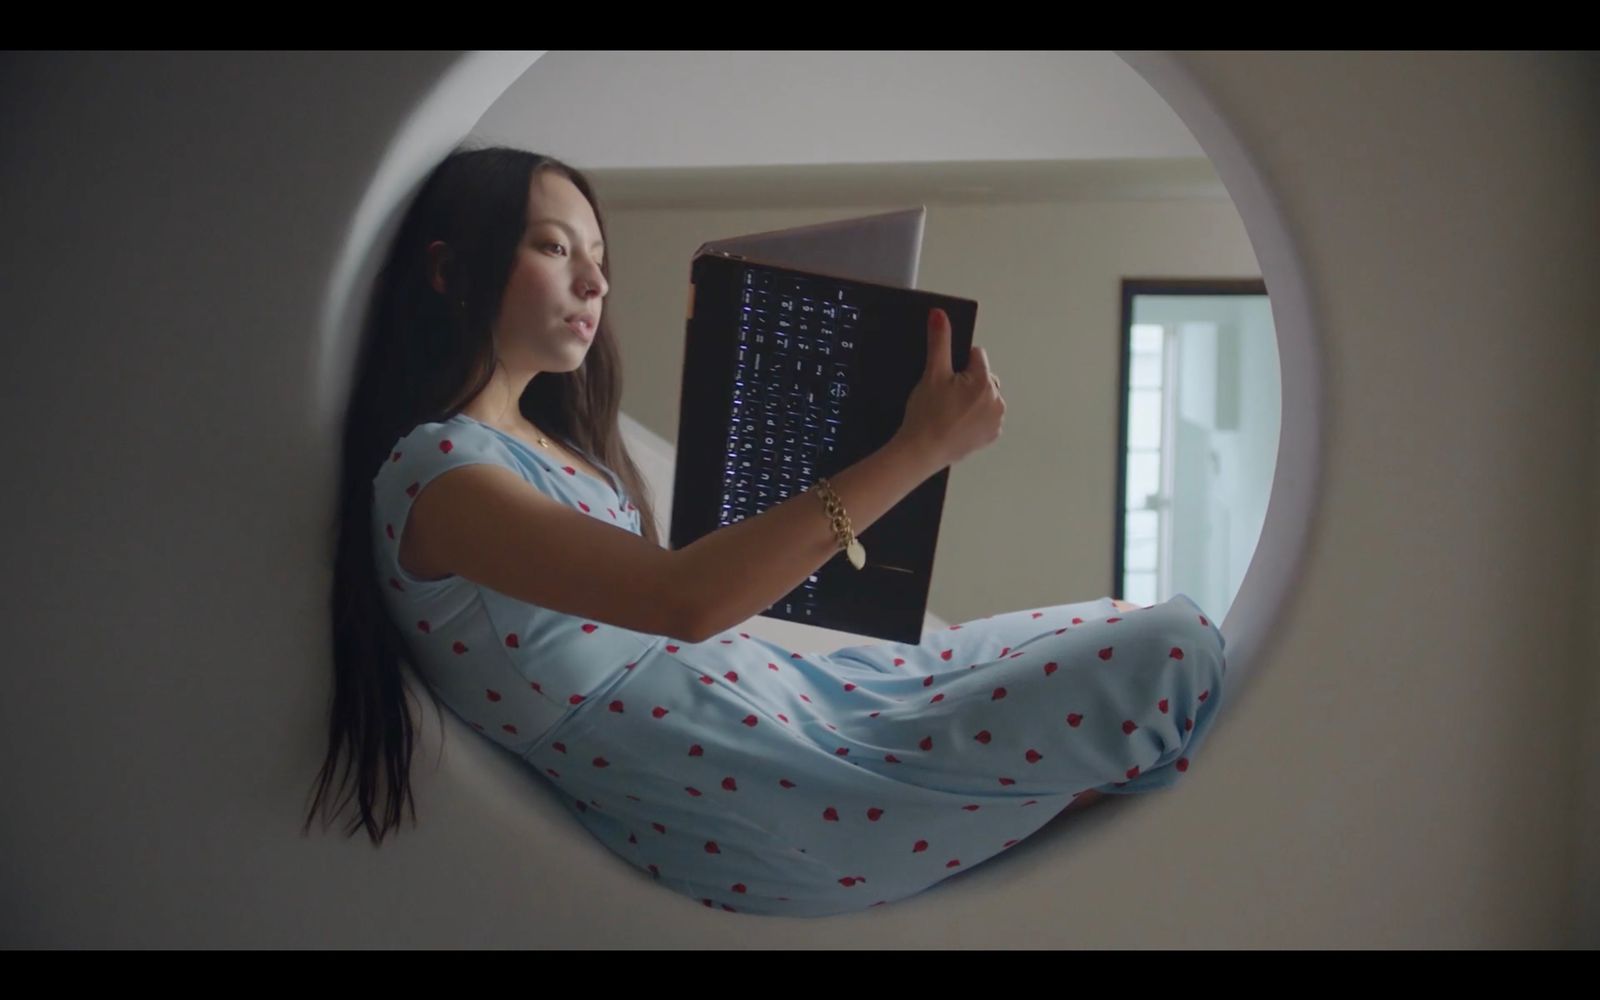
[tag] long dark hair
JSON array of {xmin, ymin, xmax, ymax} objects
[{"xmin": 304, "ymin": 143, "xmax": 662, "ymax": 845}]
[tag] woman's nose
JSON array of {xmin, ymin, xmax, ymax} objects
[{"xmin": 579, "ymin": 261, "xmax": 607, "ymax": 299}]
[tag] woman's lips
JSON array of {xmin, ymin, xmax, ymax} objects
[{"xmin": 566, "ymin": 316, "xmax": 595, "ymax": 341}]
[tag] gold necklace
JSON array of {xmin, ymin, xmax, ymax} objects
[{"xmin": 527, "ymin": 426, "xmax": 572, "ymax": 463}]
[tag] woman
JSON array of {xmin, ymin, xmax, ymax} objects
[{"xmin": 306, "ymin": 143, "xmax": 1228, "ymax": 917}]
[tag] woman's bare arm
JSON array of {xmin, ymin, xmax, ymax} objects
[{"xmin": 404, "ymin": 433, "xmax": 948, "ymax": 645}]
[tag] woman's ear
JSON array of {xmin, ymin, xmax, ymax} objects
[{"xmin": 426, "ymin": 240, "xmax": 453, "ymax": 297}]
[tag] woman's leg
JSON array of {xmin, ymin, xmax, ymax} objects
[{"xmin": 1062, "ymin": 602, "xmax": 1160, "ymax": 810}]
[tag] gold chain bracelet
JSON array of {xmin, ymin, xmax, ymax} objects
[{"xmin": 812, "ymin": 477, "xmax": 867, "ymax": 570}]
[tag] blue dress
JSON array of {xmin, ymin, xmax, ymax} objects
[{"xmin": 373, "ymin": 414, "xmax": 1228, "ymax": 917}]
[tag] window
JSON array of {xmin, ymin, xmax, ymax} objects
[{"xmin": 1115, "ymin": 280, "xmax": 1277, "ymax": 620}]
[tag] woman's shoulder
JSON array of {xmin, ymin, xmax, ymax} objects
[
  {"xmin": 391, "ymin": 412, "xmax": 489, "ymax": 449},
  {"xmin": 374, "ymin": 414, "xmax": 522, "ymax": 493}
]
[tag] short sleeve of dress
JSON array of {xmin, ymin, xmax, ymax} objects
[{"xmin": 371, "ymin": 418, "xmax": 520, "ymax": 594}]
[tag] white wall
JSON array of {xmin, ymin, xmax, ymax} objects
[
  {"xmin": 473, "ymin": 50, "xmax": 1203, "ymax": 168},
  {"xmin": 0, "ymin": 50, "xmax": 1594, "ymax": 948}
]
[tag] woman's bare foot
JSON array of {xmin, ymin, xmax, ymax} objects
[
  {"xmin": 1111, "ymin": 598, "xmax": 1140, "ymax": 612},
  {"xmin": 1064, "ymin": 789, "xmax": 1106, "ymax": 812}
]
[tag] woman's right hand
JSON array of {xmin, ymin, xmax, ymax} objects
[{"xmin": 894, "ymin": 308, "xmax": 1005, "ymax": 470}]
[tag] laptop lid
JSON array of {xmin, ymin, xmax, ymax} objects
[{"xmin": 698, "ymin": 206, "xmax": 927, "ymax": 290}]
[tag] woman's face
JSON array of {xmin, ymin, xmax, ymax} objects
[{"xmin": 493, "ymin": 170, "xmax": 610, "ymax": 374}]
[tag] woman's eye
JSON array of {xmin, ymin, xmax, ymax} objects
[{"xmin": 541, "ymin": 241, "xmax": 601, "ymax": 268}]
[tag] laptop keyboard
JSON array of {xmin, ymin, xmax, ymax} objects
[{"xmin": 722, "ymin": 267, "xmax": 863, "ymax": 618}]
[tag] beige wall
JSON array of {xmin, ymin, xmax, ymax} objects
[{"xmin": 0, "ymin": 51, "xmax": 1594, "ymax": 948}]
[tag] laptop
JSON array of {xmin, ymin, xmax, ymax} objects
[{"xmin": 669, "ymin": 208, "xmax": 979, "ymax": 644}]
